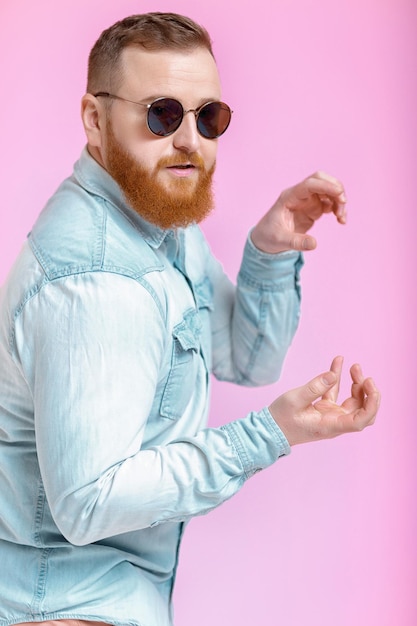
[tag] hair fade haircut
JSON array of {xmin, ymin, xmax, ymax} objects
[{"xmin": 87, "ymin": 12, "xmax": 214, "ymax": 94}]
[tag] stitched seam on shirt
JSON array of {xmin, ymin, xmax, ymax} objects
[
  {"xmin": 29, "ymin": 225, "xmax": 165, "ymax": 282},
  {"xmin": 241, "ymin": 291, "xmax": 268, "ymax": 383},
  {"xmin": 33, "ymin": 478, "xmax": 47, "ymax": 548},
  {"xmin": 238, "ymin": 270, "xmax": 295, "ymax": 292},
  {"xmin": 11, "ymin": 615, "xmax": 143, "ymax": 626},
  {"xmin": 27, "ymin": 263, "xmax": 164, "ymax": 281},
  {"xmin": 9, "ymin": 281, "xmax": 44, "ymax": 364},
  {"xmin": 30, "ymin": 547, "xmax": 51, "ymax": 617},
  {"xmin": 93, "ymin": 201, "xmax": 107, "ymax": 269},
  {"xmin": 220, "ymin": 423, "xmax": 252, "ymax": 478},
  {"xmin": 135, "ymin": 276, "xmax": 165, "ymax": 321},
  {"xmin": 260, "ymin": 407, "xmax": 291, "ymax": 455},
  {"xmin": 29, "ymin": 238, "xmax": 52, "ymax": 278}
]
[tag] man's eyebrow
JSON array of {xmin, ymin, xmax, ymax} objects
[{"xmin": 141, "ymin": 94, "xmax": 221, "ymax": 106}]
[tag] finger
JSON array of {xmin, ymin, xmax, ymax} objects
[
  {"xmin": 284, "ymin": 179, "xmax": 346, "ymax": 224},
  {"xmin": 304, "ymin": 172, "xmax": 346, "ymax": 201},
  {"xmin": 333, "ymin": 197, "xmax": 347, "ymax": 224},
  {"xmin": 338, "ymin": 363, "xmax": 365, "ymax": 410},
  {"xmin": 310, "ymin": 170, "xmax": 347, "ymax": 198},
  {"xmin": 295, "ymin": 370, "xmax": 338, "ymax": 406},
  {"xmin": 336, "ymin": 202, "xmax": 347, "ymax": 224},
  {"xmin": 363, "ymin": 377, "xmax": 381, "ymax": 408},
  {"xmin": 310, "ymin": 170, "xmax": 343, "ymax": 186},
  {"xmin": 323, "ymin": 355, "xmax": 344, "ymax": 402},
  {"xmin": 351, "ymin": 378, "xmax": 381, "ymax": 429},
  {"xmin": 305, "ymin": 173, "xmax": 347, "ymax": 222},
  {"xmin": 289, "ymin": 180, "xmax": 342, "ymax": 205},
  {"xmin": 316, "ymin": 192, "xmax": 347, "ymax": 224},
  {"xmin": 350, "ymin": 363, "xmax": 365, "ymax": 384},
  {"xmin": 277, "ymin": 231, "xmax": 317, "ymax": 252},
  {"xmin": 349, "ymin": 383, "xmax": 364, "ymax": 406},
  {"xmin": 317, "ymin": 195, "xmax": 335, "ymax": 214},
  {"xmin": 349, "ymin": 363, "xmax": 366, "ymax": 401},
  {"xmin": 337, "ymin": 377, "xmax": 380, "ymax": 432},
  {"xmin": 287, "ymin": 187, "xmax": 346, "ymax": 228}
]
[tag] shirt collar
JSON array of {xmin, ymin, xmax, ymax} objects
[{"xmin": 73, "ymin": 146, "xmax": 175, "ymax": 250}]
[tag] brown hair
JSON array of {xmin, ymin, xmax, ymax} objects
[{"xmin": 87, "ymin": 12, "xmax": 214, "ymax": 94}]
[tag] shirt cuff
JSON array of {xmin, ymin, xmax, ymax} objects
[
  {"xmin": 239, "ymin": 232, "xmax": 304, "ymax": 289},
  {"xmin": 220, "ymin": 407, "xmax": 291, "ymax": 479}
]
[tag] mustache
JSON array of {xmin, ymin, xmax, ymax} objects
[{"xmin": 156, "ymin": 153, "xmax": 206, "ymax": 170}]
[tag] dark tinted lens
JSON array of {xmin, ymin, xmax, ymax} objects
[
  {"xmin": 197, "ymin": 102, "xmax": 232, "ymax": 138},
  {"xmin": 147, "ymin": 98, "xmax": 183, "ymax": 136}
]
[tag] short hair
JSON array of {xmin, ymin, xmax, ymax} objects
[{"xmin": 87, "ymin": 12, "xmax": 214, "ymax": 94}]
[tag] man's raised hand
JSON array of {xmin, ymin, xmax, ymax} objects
[{"xmin": 251, "ymin": 171, "xmax": 347, "ymax": 254}]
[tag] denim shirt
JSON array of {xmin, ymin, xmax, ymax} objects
[{"xmin": 0, "ymin": 148, "xmax": 303, "ymax": 626}]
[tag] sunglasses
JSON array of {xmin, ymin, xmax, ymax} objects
[{"xmin": 94, "ymin": 92, "xmax": 232, "ymax": 139}]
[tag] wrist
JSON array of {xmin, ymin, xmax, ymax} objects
[{"xmin": 250, "ymin": 227, "xmax": 291, "ymax": 254}]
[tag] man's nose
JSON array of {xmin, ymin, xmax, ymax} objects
[{"xmin": 172, "ymin": 110, "xmax": 201, "ymax": 153}]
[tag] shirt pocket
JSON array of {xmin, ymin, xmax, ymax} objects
[{"xmin": 160, "ymin": 309, "xmax": 201, "ymax": 420}]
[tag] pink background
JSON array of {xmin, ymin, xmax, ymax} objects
[{"xmin": 1, "ymin": 1, "xmax": 415, "ymax": 624}]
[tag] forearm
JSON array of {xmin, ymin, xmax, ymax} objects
[
  {"xmin": 211, "ymin": 234, "xmax": 303, "ymax": 385},
  {"xmin": 47, "ymin": 408, "xmax": 289, "ymax": 545}
]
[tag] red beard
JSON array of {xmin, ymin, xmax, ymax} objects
[{"xmin": 106, "ymin": 120, "xmax": 215, "ymax": 229}]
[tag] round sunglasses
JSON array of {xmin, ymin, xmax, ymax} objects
[{"xmin": 94, "ymin": 92, "xmax": 232, "ymax": 139}]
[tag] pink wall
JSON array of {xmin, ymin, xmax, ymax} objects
[{"xmin": 1, "ymin": 1, "xmax": 415, "ymax": 624}]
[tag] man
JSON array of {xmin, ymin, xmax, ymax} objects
[{"xmin": 0, "ymin": 12, "xmax": 379, "ymax": 626}]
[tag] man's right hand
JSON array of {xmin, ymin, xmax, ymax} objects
[{"xmin": 250, "ymin": 171, "xmax": 347, "ymax": 254}]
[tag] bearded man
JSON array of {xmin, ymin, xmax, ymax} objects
[{"xmin": 0, "ymin": 12, "xmax": 379, "ymax": 626}]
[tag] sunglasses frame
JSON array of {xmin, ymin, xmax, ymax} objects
[{"xmin": 93, "ymin": 92, "xmax": 232, "ymax": 139}]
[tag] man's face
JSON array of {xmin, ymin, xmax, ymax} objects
[{"xmin": 99, "ymin": 46, "xmax": 222, "ymax": 228}]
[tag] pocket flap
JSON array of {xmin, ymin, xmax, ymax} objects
[{"xmin": 172, "ymin": 309, "xmax": 201, "ymax": 351}]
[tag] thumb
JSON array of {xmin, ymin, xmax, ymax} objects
[
  {"xmin": 279, "ymin": 231, "xmax": 317, "ymax": 252},
  {"xmin": 296, "ymin": 371, "xmax": 337, "ymax": 405}
]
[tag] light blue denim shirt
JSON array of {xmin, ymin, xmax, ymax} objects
[{"xmin": 0, "ymin": 148, "xmax": 303, "ymax": 626}]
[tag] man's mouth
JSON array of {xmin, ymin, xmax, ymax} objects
[
  {"xmin": 166, "ymin": 163, "xmax": 198, "ymax": 178},
  {"xmin": 168, "ymin": 164, "xmax": 195, "ymax": 169}
]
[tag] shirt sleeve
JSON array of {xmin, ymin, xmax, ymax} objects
[
  {"xmin": 208, "ymin": 233, "xmax": 304, "ymax": 385},
  {"xmin": 14, "ymin": 271, "xmax": 290, "ymax": 546}
]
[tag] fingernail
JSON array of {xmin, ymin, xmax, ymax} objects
[
  {"xmin": 302, "ymin": 238, "xmax": 315, "ymax": 250},
  {"xmin": 323, "ymin": 373, "xmax": 335, "ymax": 385}
]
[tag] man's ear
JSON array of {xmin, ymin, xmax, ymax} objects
[{"xmin": 81, "ymin": 93, "xmax": 105, "ymax": 149}]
